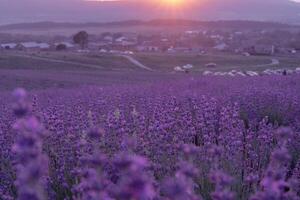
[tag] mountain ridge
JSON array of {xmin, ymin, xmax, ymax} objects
[{"xmin": 0, "ymin": 19, "xmax": 296, "ymax": 31}]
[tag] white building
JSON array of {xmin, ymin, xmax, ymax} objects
[
  {"xmin": 0, "ymin": 43, "xmax": 17, "ymax": 49},
  {"xmin": 205, "ymin": 63, "xmax": 217, "ymax": 68},
  {"xmin": 182, "ymin": 64, "xmax": 194, "ymax": 70},
  {"xmin": 214, "ymin": 43, "xmax": 228, "ymax": 51},
  {"xmin": 16, "ymin": 42, "xmax": 50, "ymax": 50},
  {"xmin": 136, "ymin": 46, "xmax": 159, "ymax": 52}
]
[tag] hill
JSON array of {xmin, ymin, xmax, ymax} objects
[{"xmin": 0, "ymin": 19, "xmax": 295, "ymax": 31}]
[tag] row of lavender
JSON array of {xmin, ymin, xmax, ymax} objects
[{"xmin": 1, "ymin": 75, "xmax": 300, "ymax": 200}]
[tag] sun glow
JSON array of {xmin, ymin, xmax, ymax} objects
[
  {"xmin": 84, "ymin": 0, "xmax": 196, "ymax": 12},
  {"xmin": 84, "ymin": 0, "xmax": 191, "ymax": 8},
  {"xmin": 162, "ymin": 0, "xmax": 185, "ymax": 7}
]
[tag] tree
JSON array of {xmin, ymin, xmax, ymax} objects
[{"xmin": 73, "ymin": 31, "xmax": 89, "ymax": 49}]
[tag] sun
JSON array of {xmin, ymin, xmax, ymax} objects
[
  {"xmin": 148, "ymin": 0, "xmax": 193, "ymax": 18},
  {"xmin": 154, "ymin": 0, "xmax": 190, "ymax": 11},
  {"xmin": 162, "ymin": 0, "xmax": 185, "ymax": 7}
]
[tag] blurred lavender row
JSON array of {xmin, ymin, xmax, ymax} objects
[{"xmin": 0, "ymin": 75, "xmax": 300, "ymax": 200}]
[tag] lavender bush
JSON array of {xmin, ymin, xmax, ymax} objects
[{"xmin": 0, "ymin": 75, "xmax": 300, "ymax": 199}]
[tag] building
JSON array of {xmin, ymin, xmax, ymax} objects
[
  {"xmin": 136, "ymin": 46, "xmax": 160, "ymax": 52},
  {"xmin": 213, "ymin": 43, "xmax": 228, "ymax": 51},
  {"xmin": 16, "ymin": 42, "xmax": 50, "ymax": 51},
  {"xmin": 0, "ymin": 43, "xmax": 17, "ymax": 49}
]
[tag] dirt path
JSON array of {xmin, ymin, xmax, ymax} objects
[
  {"xmin": 120, "ymin": 55, "xmax": 154, "ymax": 71},
  {"xmin": 255, "ymin": 58, "xmax": 280, "ymax": 67}
]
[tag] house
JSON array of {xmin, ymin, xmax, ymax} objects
[
  {"xmin": 99, "ymin": 49, "xmax": 108, "ymax": 53},
  {"xmin": 136, "ymin": 46, "xmax": 160, "ymax": 52},
  {"xmin": 203, "ymin": 71, "xmax": 213, "ymax": 76},
  {"xmin": 214, "ymin": 72, "xmax": 227, "ymax": 76},
  {"xmin": 77, "ymin": 49, "xmax": 90, "ymax": 53},
  {"xmin": 182, "ymin": 64, "xmax": 194, "ymax": 70},
  {"xmin": 213, "ymin": 43, "xmax": 228, "ymax": 51},
  {"xmin": 114, "ymin": 36, "xmax": 137, "ymax": 47},
  {"xmin": 242, "ymin": 52, "xmax": 251, "ymax": 57},
  {"xmin": 16, "ymin": 42, "xmax": 50, "ymax": 51},
  {"xmin": 0, "ymin": 43, "xmax": 17, "ymax": 49},
  {"xmin": 119, "ymin": 40, "xmax": 137, "ymax": 47},
  {"xmin": 234, "ymin": 31, "xmax": 243, "ymax": 35},
  {"xmin": 185, "ymin": 30, "xmax": 200, "ymax": 36},
  {"xmin": 174, "ymin": 66, "xmax": 185, "ymax": 72},
  {"xmin": 103, "ymin": 36, "xmax": 113, "ymax": 43},
  {"xmin": 172, "ymin": 64, "xmax": 194, "ymax": 72},
  {"xmin": 210, "ymin": 34, "xmax": 224, "ymax": 41},
  {"xmin": 167, "ymin": 47, "xmax": 196, "ymax": 53},
  {"xmin": 115, "ymin": 36, "xmax": 127, "ymax": 43},
  {"xmin": 205, "ymin": 63, "xmax": 217, "ymax": 68}
]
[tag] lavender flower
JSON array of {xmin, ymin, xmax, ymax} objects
[
  {"xmin": 209, "ymin": 170, "xmax": 235, "ymax": 200},
  {"xmin": 12, "ymin": 89, "xmax": 49, "ymax": 200},
  {"xmin": 250, "ymin": 128, "xmax": 299, "ymax": 200},
  {"xmin": 113, "ymin": 153, "xmax": 156, "ymax": 200},
  {"xmin": 0, "ymin": 75, "xmax": 300, "ymax": 200}
]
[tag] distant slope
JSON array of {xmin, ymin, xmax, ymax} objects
[
  {"xmin": 0, "ymin": 20, "xmax": 295, "ymax": 31},
  {"xmin": 197, "ymin": 0, "xmax": 300, "ymax": 24}
]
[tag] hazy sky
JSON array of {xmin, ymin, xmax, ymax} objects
[{"xmin": 0, "ymin": 0, "xmax": 299, "ymax": 25}]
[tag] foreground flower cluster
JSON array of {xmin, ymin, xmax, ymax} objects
[{"xmin": 0, "ymin": 75, "xmax": 300, "ymax": 200}]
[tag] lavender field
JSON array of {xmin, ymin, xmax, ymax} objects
[{"xmin": 0, "ymin": 73, "xmax": 300, "ymax": 200}]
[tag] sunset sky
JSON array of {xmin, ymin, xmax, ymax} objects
[{"xmin": 0, "ymin": 0, "xmax": 299, "ymax": 25}]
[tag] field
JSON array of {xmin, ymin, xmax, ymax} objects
[
  {"xmin": 0, "ymin": 51, "xmax": 179, "ymax": 91},
  {"xmin": 1, "ymin": 51, "xmax": 299, "ymax": 92},
  {"xmin": 1, "ymin": 51, "xmax": 275, "ymax": 91},
  {"xmin": 133, "ymin": 52, "xmax": 300, "ymax": 72},
  {"xmin": 0, "ymin": 50, "xmax": 300, "ymax": 200}
]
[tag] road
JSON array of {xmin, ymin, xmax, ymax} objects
[
  {"xmin": 120, "ymin": 55, "xmax": 154, "ymax": 71},
  {"xmin": 255, "ymin": 58, "xmax": 280, "ymax": 67}
]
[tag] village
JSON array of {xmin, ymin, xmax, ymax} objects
[
  {"xmin": 1, "ymin": 27, "xmax": 300, "ymax": 77},
  {"xmin": 1, "ymin": 28, "xmax": 300, "ymax": 56}
]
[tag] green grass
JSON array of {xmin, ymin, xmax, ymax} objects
[
  {"xmin": 0, "ymin": 51, "xmax": 139, "ymax": 71},
  {"xmin": 0, "ymin": 54, "xmax": 93, "ymax": 70},
  {"xmin": 0, "ymin": 51, "xmax": 177, "ymax": 91},
  {"xmin": 133, "ymin": 53, "xmax": 273, "ymax": 72},
  {"xmin": 0, "ymin": 51, "xmax": 299, "ymax": 91},
  {"xmin": 276, "ymin": 56, "xmax": 300, "ymax": 69},
  {"xmin": 134, "ymin": 53, "xmax": 300, "ymax": 72}
]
